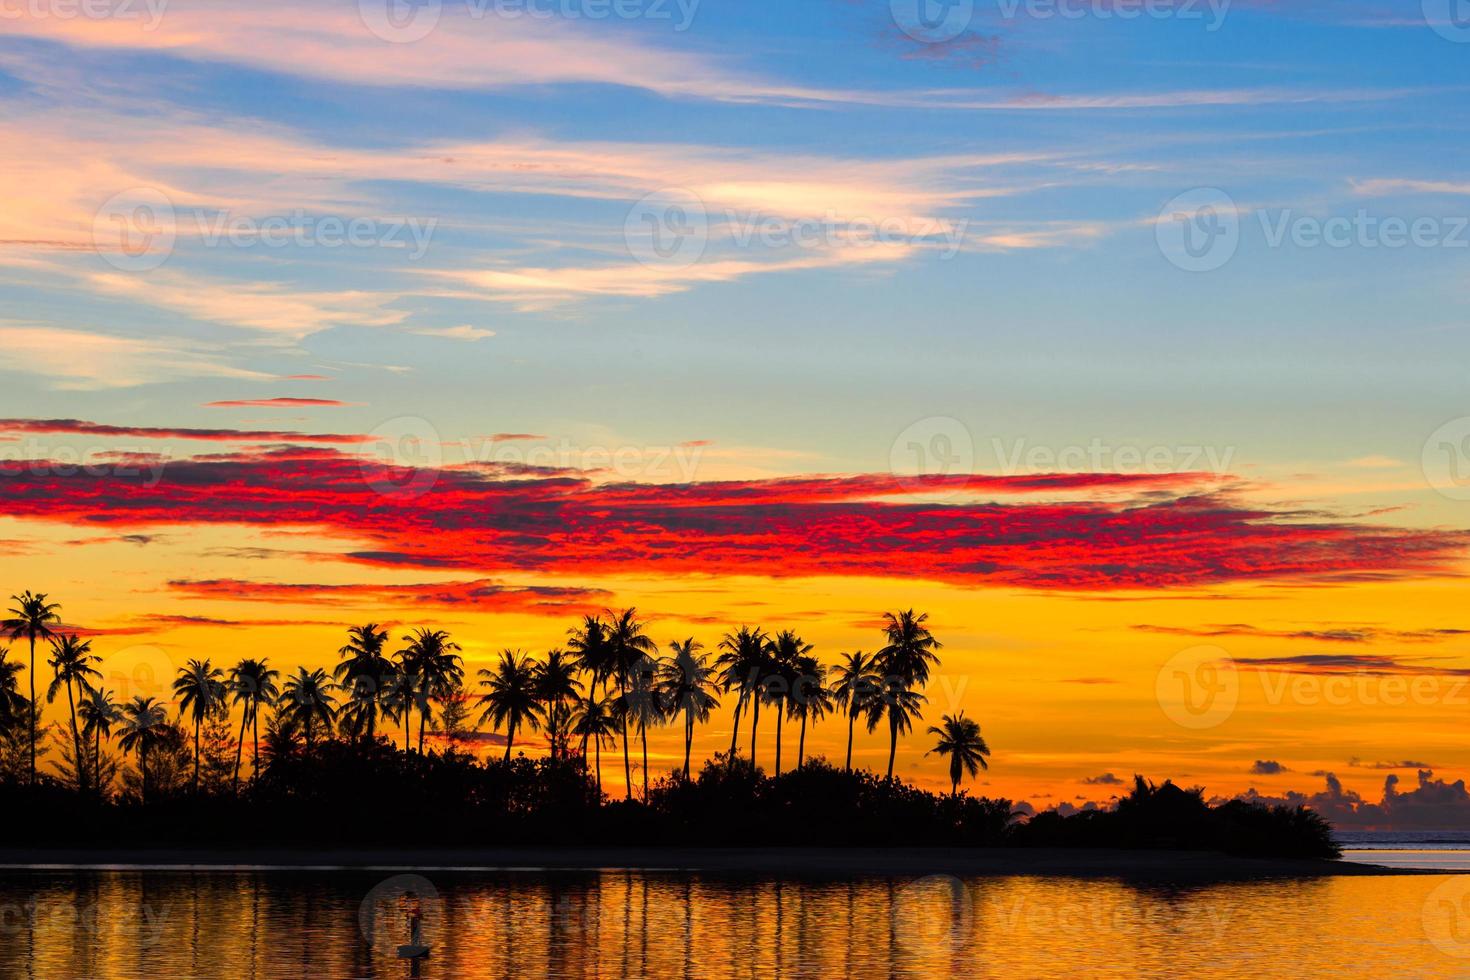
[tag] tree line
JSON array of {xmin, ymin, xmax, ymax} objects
[{"xmin": 1, "ymin": 591, "xmax": 992, "ymax": 803}]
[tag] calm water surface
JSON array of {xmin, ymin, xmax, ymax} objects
[{"xmin": 2, "ymin": 868, "xmax": 1469, "ymax": 978}]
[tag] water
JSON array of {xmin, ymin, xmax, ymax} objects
[
  {"xmin": 1340, "ymin": 832, "xmax": 1470, "ymax": 871},
  {"xmin": 4, "ymin": 868, "xmax": 1470, "ymax": 978}
]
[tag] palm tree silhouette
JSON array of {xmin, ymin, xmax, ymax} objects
[
  {"xmin": 535, "ymin": 649, "xmax": 583, "ymax": 759},
  {"xmin": 116, "ymin": 696, "xmax": 167, "ymax": 805},
  {"xmin": 0, "ymin": 652, "xmax": 31, "ymax": 739},
  {"xmin": 604, "ymin": 608, "xmax": 656, "ymax": 800},
  {"xmin": 334, "ymin": 624, "xmax": 393, "ymax": 741},
  {"xmin": 926, "ymin": 712, "xmax": 990, "ymax": 796},
  {"xmin": 280, "ymin": 667, "xmax": 337, "ymax": 750},
  {"xmin": 47, "ymin": 634, "xmax": 100, "ymax": 792},
  {"xmin": 657, "ymin": 638, "xmax": 719, "ymax": 779},
  {"xmin": 397, "ymin": 628, "xmax": 463, "ymax": 753},
  {"xmin": 715, "ymin": 626, "xmax": 767, "ymax": 765},
  {"xmin": 227, "ymin": 658, "xmax": 279, "ymax": 791},
  {"xmin": 571, "ymin": 692, "xmax": 617, "ymax": 798},
  {"xmin": 867, "ymin": 680, "xmax": 927, "ymax": 782},
  {"xmin": 78, "ymin": 685, "xmax": 120, "ymax": 796},
  {"xmin": 790, "ymin": 653, "xmax": 831, "ymax": 770},
  {"xmin": 6, "ymin": 591, "xmax": 61, "ymax": 786},
  {"xmin": 830, "ymin": 651, "xmax": 880, "ymax": 772},
  {"xmin": 172, "ymin": 658, "xmax": 225, "ymax": 795},
  {"xmin": 477, "ymin": 650, "xmax": 544, "ymax": 761},
  {"xmin": 766, "ymin": 631, "xmax": 810, "ymax": 776},
  {"xmin": 567, "ymin": 615, "xmax": 613, "ymax": 693},
  {"xmin": 617, "ymin": 654, "xmax": 663, "ymax": 801},
  {"xmin": 874, "ymin": 609, "xmax": 942, "ymax": 780}
]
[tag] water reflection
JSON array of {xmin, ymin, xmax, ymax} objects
[{"xmin": 0, "ymin": 869, "xmax": 1462, "ymax": 978}]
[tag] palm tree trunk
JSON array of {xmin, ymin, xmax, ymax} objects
[
  {"xmin": 773, "ymin": 706, "xmax": 783, "ymax": 776},
  {"xmin": 728, "ymin": 697, "xmax": 743, "ymax": 762},
  {"xmin": 27, "ymin": 635, "xmax": 36, "ymax": 786},
  {"xmin": 594, "ymin": 735, "xmax": 602, "ymax": 798},
  {"xmin": 94, "ymin": 726, "xmax": 103, "ymax": 797},
  {"xmin": 886, "ymin": 716, "xmax": 898, "ymax": 781},
  {"xmin": 232, "ymin": 710, "xmax": 248, "ymax": 793},
  {"xmin": 140, "ymin": 746, "xmax": 149, "ymax": 806},
  {"xmin": 683, "ymin": 711, "xmax": 693, "ymax": 779},
  {"xmin": 404, "ymin": 711, "xmax": 411, "ymax": 752},
  {"xmin": 798, "ymin": 715, "xmax": 807, "ymax": 770},
  {"xmin": 65, "ymin": 680, "xmax": 83, "ymax": 793},
  {"xmin": 505, "ymin": 720, "xmax": 515, "ymax": 762},
  {"xmin": 749, "ymin": 697, "xmax": 760, "ymax": 766},
  {"xmin": 640, "ymin": 719, "xmax": 648, "ymax": 801},
  {"xmin": 620, "ymin": 681, "xmax": 632, "ymax": 800},
  {"xmin": 418, "ymin": 695, "xmax": 427, "ymax": 754},
  {"xmin": 845, "ymin": 711, "xmax": 855, "ymax": 772},
  {"xmin": 252, "ymin": 709, "xmax": 260, "ymax": 782},
  {"xmin": 193, "ymin": 715, "xmax": 202, "ymax": 794}
]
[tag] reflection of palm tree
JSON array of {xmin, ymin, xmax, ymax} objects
[
  {"xmin": 790, "ymin": 654, "xmax": 831, "ymax": 770},
  {"xmin": 78, "ymin": 686, "xmax": 120, "ymax": 795},
  {"xmin": 830, "ymin": 651, "xmax": 880, "ymax": 772},
  {"xmin": 334, "ymin": 624, "xmax": 393, "ymax": 741},
  {"xmin": 715, "ymin": 626, "xmax": 767, "ymax": 764},
  {"xmin": 47, "ymin": 634, "xmax": 100, "ymax": 791},
  {"xmin": 227, "ymin": 658, "xmax": 279, "ymax": 791},
  {"xmin": 874, "ymin": 610, "xmax": 942, "ymax": 781},
  {"xmin": 6, "ymin": 591, "xmax": 61, "ymax": 786},
  {"xmin": 117, "ymin": 696, "xmax": 167, "ymax": 804},
  {"xmin": 173, "ymin": 658, "xmax": 225, "ymax": 794},
  {"xmin": 280, "ymin": 667, "xmax": 337, "ymax": 750},
  {"xmin": 0, "ymin": 653, "xmax": 31, "ymax": 737},
  {"xmin": 397, "ymin": 628, "xmax": 463, "ymax": 753},
  {"xmin": 536, "ymin": 650, "xmax": 583, "ymax": 759},
  {"xmin": 571, "ymin": 693, "xmax": 617, "ymax": 798},
  {"xmin": 657, "ymin": 639, "xmax": 719, "ymax": 779},
  {"xmin": 926, "ymin": 712, "xmax": 990, "ymax": 796},
  {"xmin": 477, "ymin": 650, "xmax": 544, "ymax": 761},
  {"xmin": 767, "ymin": 631, "xmax": 810, "ymax": 776},
  {"xmin": 605, "ymin": 608, "xmax": 656, "ymax": 800}
]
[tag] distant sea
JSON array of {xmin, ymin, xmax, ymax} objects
[{"xmin": 1339, "ymin": 830, "xmax": 1470, "ymax": 870}]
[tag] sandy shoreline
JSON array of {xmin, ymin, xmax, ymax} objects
[{"xmin": 0, "ymin": 847, "xmax": 1440, "ymax": 879}]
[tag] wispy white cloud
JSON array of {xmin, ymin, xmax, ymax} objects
[{"xmin": 0, "ymin": 322, "xmax": 272, "ymax": 389}]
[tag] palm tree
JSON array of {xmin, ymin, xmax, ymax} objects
[
  {"xmin": 535, "ymin": 650, "xmax": 583, "ymax": 759},
  {"xmin": 617, "ymin": 654, "xmax": 663, "ymax": 801},
  {"xmin": 571, "ymin": 692, "xmax": 618, "ymax": 798},
  {"xmin": 116, "ymin": 696, "xmax": 167, "ymax": 805},
  {"xmin": 280, "ymin": 667, "xmax": 337, "ymax": 750},
  {"xmin": 477, "ymin": 650, "xmax": 544, "ymax": 761},
  {"xmin": 566, "ymin": 615, "xmax": 613, "ymax": 693},
  {"xmin": 0, "ymin": 653, "xmax": 30, "ymax": 736},
  {"xmin": 78, "ymin": 686, "xmax": 120, "ymax": 796},
  {"xmin": 172, "ymin": 658, "xmax": 225, "ymax": 794},
  {"xmin": 334, "ymin": 624, "xmax": 393, "ymax": 741},
  {"xmin": 873, "ymin": 609, "xmax": 943, "ymax": 781},
  {"xmin": 7, "ymin": 591, "xmax": 61, "ymax": 785},
  {"xmin": 657, "ymin": 639, "xmax": 719, "ymax": 779},
  {"xmin": 790, "ymin": 654, "xmax": 832, "ymax": 770},
  {"xmin": 227, "ymin": 659, "xmax": 279, "ymax": 791},
  {"xmin": 397, "ymin": 628, "xmax": 463, "ymax": 753},
  {"xmin": 926, "ymin": 712, "xmax": 991, "ymax": 796},
  {"xmin": 829, "ymin": 651, "xmax": 880, "ymax": 772},
  {"xmin": 604, "ymin": 608, "xmax": 657, "ymax": 800},
  {"xmin": 715, "ymin": 626, "xmax": 767, "ymax": 765},
  {"xmin": 766, "ymin": 631, "xmax": 810, "ymax": 776},
  {"xmin": 868, "ymin": 680, "xmax": 928, "ymax": 782},
  {"xmin": 47, "ymin": 634, "xmax": 100, "ymax": 791}
]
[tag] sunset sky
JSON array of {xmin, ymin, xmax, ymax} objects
[{"xmin": 3, "ymin": 0, "xmax": 1470, "ymax": 822}]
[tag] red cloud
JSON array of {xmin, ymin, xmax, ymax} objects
[
  {"xmin": 0, "ymin": 418, "xmax": 372, "ymax": 444},
  {"xmin": 204, "ymin": 398, "xmax": 353, "ymax": 409},
  {"xmin": 168, "ymin": 577, "xmax": 607, "ymax": 614},
  {"xmin": 0, "ymin": 437, "xmax": 1463, "ymax": 591}
]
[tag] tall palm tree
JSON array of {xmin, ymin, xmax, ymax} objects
[
  {"xmin": 604, "ymin": 608, "xmax": 656, "ymax": 800},
  {"xmin": 78, "ymin": 686, "xmax": 120, "ymax": 796},
  {"xmin": 867, "ymin": 681, "xmax": 928, "ymax": 782},
  {"xmin": 227, "ymin": 658, "xmax": 279, "ymax": 791},
  {"xmin": 829, "ymin": 651, "xmax": 880, "ymax": 772},
  {"xmin": 790, "ymin": 654, "xmax": 832, "ymax": 770},
  {"xmin": 926, "ymin": 712, "xmax": 991, "ymax": 796},
  {"xmin": 334, "ymin": 624, "xmax": 393, "ymax": 741},
  {"xmin": 172, "ymin": 658, "xmax": 225, "ymax": 794},
  {"xmin": 477, "ymin": 650, "xmax": 544, "ymax": 761},
  {"xmin": 397, "ymin": 628, "xmax": 463, "ymax": 753},
  {"xmin": 715, "ymin": 626, "xmax": 768, "ymax": 765},
  {"xmin": 766, "ymin": 631, "xmax": 810, "ymax": 776},
  {"xmin": 566, "ymin": 615, "xmax": 613, "ymax": 693},
  {"xmin": 116, "ymin": 696, "xmax": 167, "ymax": 805},
  {"xmin": 535, "ymin": 650, "xmax": 583, "ymax": 759},
  {"xmin": 0, "ymin": 653, "xmax": 30, "ymax": 736},
  {"xmin": 618, "ymin": 654, "xmax": 663, "ymax": 801},
  {"xmin": 657, "ymin": 639, "xmax": 720, "ymax": 780},
  {"xmin": 279, "ymin": 667, "xmax": 337, "ymax": 750},
  {"xmin": 7, "ymin": 591, "xmax": 61, "ymax": 785},
  {"xmin": 47, "ymin": 634, "xmax": 100, "ymax": 792},
  {"xmin": 571, "ymin": 692, "xmax": 618, "ymax": 799},
  {"xmin": 873, "ymin": 609, "xmax": 943, "ymax": 781}
]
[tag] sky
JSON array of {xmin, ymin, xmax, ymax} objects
[{"xmin": 2, "ymin": 0, "xmax": 1470, "ymax": 823}]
